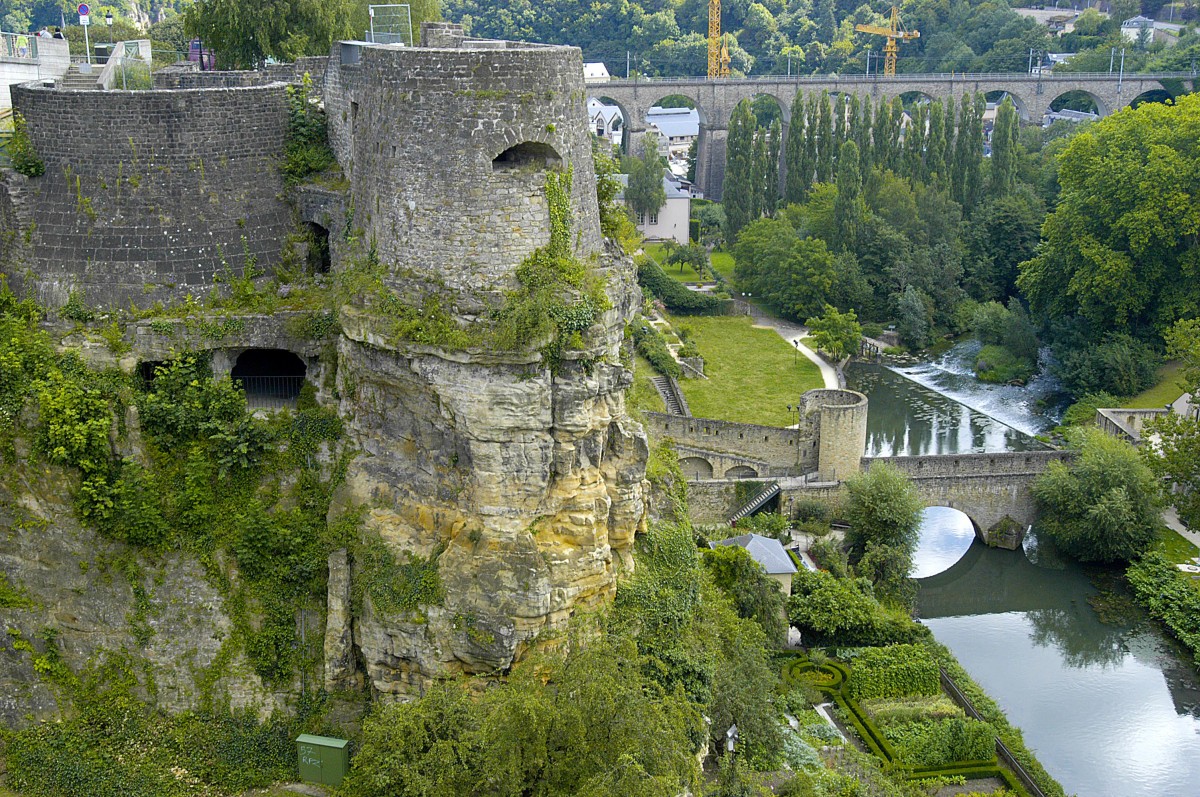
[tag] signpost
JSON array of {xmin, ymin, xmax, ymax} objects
[{"xmin": 78, "ymin": 3, "xmax": 91, "ymax": 65}]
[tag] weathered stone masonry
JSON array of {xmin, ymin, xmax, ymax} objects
[{"xmin": 7, "ymin": 82, "xmax": 292, "ymax": 308}]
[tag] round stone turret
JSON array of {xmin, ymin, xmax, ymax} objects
[
  {"xmin": 324, "ymin": 35, "xmax": 603, "ymax": 311},
  {"xmin": 802, "ymin": 388, "xmax": 868, "ymax": 482}
]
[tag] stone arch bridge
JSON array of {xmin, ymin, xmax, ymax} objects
[{"xmin": 593, "ymin": 71, "xmax": 1196, "ymax": 199}]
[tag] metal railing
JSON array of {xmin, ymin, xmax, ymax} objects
[
  {"xmin": 938, "ymin": 666, "xmax": 1049, "ymax": 797},
  {"xmin": 234, "ymin": 376, "xmax": 305, "ymax": 410},
  {"xmin": 0, "ymin": 31, "xmax": 39, "ymax": 60}
]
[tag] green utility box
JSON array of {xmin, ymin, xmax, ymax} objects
[{"xmin": 296, "ymin": 733, "xmax": 350, "ymax": 786}]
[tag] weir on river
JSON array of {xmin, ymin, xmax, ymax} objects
[{"xmin": 849, "ymin": 351, "xmax": 1200, "ymax": 797}]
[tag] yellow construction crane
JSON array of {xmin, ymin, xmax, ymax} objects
[
  {"xmin": 707, "ymin": 0, "xmax": 730, "ymax": 78},
  {"xmin": 855, "ymin": 6, "xmax": 920, "ymax": 77}
]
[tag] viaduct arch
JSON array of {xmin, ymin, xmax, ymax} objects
[{"xmin": 593, "ymin": 72, "xmax": 1195, "ymax": 199}]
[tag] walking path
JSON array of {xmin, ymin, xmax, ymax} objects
[
  {"xmin": 1163, "ymin": 506, "xmax": 1200, "ymax": 549},
  {"xmin": 748, "ymin": 315, "xmax": 839, "ymax": 390}
]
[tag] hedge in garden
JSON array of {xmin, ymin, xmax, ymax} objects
[
  {"xmin": 636, "ymin": 257, "xmax": 725, "ymax": 315},
  {"xmin": 847, "ymin": 644, "xmax": 940, "ymax": 701}
]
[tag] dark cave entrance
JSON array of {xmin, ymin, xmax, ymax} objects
[{"xmin": 231, "ymin": 348, "xmax": 307, "ymax": 409}]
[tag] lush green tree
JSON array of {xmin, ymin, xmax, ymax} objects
[
  {"xmin": 1055, "ymin": 332, "xmax": 1158, "ymax": 398},
  {"xmin": 988, "ymin": 97, "xmax": 1019, "ymax": 197},
  {"xmin": 1143, "ymin": 318, "xmax": 1200, "ymax": 529},
  {"xmin": 843, "ymin": 461, "xmax": 924, "ymax": 561},
  {"xmin": 724, "ymin": 100, "xmax": 759, "ymax": 240},
  {"xmin": 665, "ymin": 243, "xmax": 709, "ymax": 277},
  {"xmin": 625, "ymin": 139, "xmax": 667, "ymax": 220},
  {"xmin": 732, "ymin": 218, "xmax": 837, "ymax": 321},
  {"xmin": 895, "ymin": 285, "xmax": 932, "ymax": 349},
  {"xmin": 186, "ymin": 0, "xmax": 355, "ymax": 68},
  {"xmin": 1033, "ymin": 429, "xmax": 1161, "ymax": 563},
  {"xmin": 1018, "ymin": 95, "xmax": 1200, "ymax": 345},
  {"xmin": 702, "ymin": 544, "xmax": 787, "ymax": 649},
  {"xmin": 784, "ymin": 90, "xmax": 809, "ymax": 204},
  {"xmin": 788, "ymin": 569, "xmax": 928, "ymax": 646},
  {"xmin": 805, "ymin": 304, "xmax": 861, "ymax": 360},
  {"xmin": 339, "ymin": 631, "xmax": 703, "ymax": 797},
  {"xmin": 964, "ymin": 188, "xmax": 1044, "ymax": 301}
]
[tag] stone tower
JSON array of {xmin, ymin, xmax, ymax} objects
[{"xmin": 320, "ymin": 27, "xmax": 648, "ymax": 696}]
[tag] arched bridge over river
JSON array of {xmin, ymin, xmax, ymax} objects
[{"xmin": 593, "ymin": 71, "xmax": 1197, "ymax": 199}]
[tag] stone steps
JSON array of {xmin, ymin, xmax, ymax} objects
[{"xmin": 59, "ymin": 65, "xmax": 99, "ymax": 90}]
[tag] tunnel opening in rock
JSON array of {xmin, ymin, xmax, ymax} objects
[
  {"xmin": 492, "ymin": 141, "xmax": 562, "ymax": 170},
  {"xmin": 231, "ymin": 348, "xmax": 307, "ymax": 409},
  {"xmin": 306, "ymin": 222, "xmax": 331, "ymax": 274}
]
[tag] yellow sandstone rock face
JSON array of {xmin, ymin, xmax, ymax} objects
[{"xmin": 325, "ymin": 247, "xmax": 648, "ymax": 697}]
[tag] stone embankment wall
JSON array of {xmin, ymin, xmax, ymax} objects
[
  {"xmin": 6, "ymin": 82, "xmax": 293, "ymax": 309},
  {"xmin": 643, "ymin": 412, "xmax": 817, "ymax": 477}
]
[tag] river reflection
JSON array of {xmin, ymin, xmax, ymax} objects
[
  {"xmin": 847, "ymin": 361, "xmax": 1045, "ymax": 457},
  {"xmin": 916, "ymin": 532, "xmax": 1200, "ymax": 797}
]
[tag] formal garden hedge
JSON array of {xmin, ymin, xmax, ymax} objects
[
  {"xmin": 781, "ymin": 651, "xmax": 1033, "ymax": 794},
  {"xmin": 636, "ymin": 256, "xmax": 727, "ymax": 315}
]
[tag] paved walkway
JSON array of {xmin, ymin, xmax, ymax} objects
[
  {"xmin": 748, "ymin": 316, "xmax": 839, "ymax": 390},
  {"xmin": 1163, "ymin": 506, "xmax": 1200, "ymax": 549}
]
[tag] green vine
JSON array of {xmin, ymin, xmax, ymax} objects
[{"xmin": 8, "ymin": 111, "xmax": 45, "ymax": 178}]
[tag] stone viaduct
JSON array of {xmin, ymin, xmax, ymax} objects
[{"xmin": 591, "ymin": 71, "xmax": 1196, "ymax": 199}]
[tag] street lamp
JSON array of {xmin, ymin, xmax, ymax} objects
[{"xmin": 105, "ymin": 11, "xmax": 113, "ymax": 44}]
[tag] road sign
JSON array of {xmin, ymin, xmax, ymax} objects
[{"xmin": 78, "ymin": 3, "xmax": 90, "ymax": 14}]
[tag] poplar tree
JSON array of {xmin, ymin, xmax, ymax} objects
[
  {"xmin": 834, "ymin": 140, "xmax": 864, "ymax": 252},
  {"xmin": 750, "ymin": 125, "xmax": 767, "ymax": 220},
  {"xmin": 856, "ymin": 94, "xmax": 873, "ymax": 175},
  {"xmin": 988, "ymin": 97, "xmax": 1019, "ymax": 197},
  {"xmin": 926, "ymin": 100, "xmax": 946, "ymax": 185},
  {"xmin": 962, "ymin": 92, "xmax": 986, "ymax": 213},
  {"xmin": 903, "ymin": 102, "xmax": 927, "ymax": 181},
  {"xmin": 803, "ymin": 94, "xmax": 819, "ymax": 188},
  {"xmin": 784, "ymin": 89, "xmax": 808, "ymax": 204},
  {"xmin": 833, "ymin": 93, "xmax": 847, "ymax": 149},
  {"xmin": 950, "ymin": 94, "xmax": 971, "ymax": 207},
  {"xmin": 723, "ymin": 99, "xmax": 758, "ymax": 239},
  {"xmin": 764, "ymin": 118, "xmax": 781, "ymax": 215},
  {"xmin": 816, "ymin": 91, "xmax": 834, "ymax": 183},
  {"xmin": 872, "ymin": 95, "xmax": 890, "ymax": 171}
]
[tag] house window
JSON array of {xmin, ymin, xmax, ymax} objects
[
  {"xmin": 648, "ymin": 211, "xmax": 659, "ymax": 225},
  {"xmin": 638, "ymin": 212, "xmax": 646, "ymax": 225}
]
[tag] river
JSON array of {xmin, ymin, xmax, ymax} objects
[{"xmin": 846, "ymin": 351, "xmax": 1200, "ymax": 797}]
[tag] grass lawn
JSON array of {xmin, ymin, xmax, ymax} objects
[
  {"xmin": 1123, "ymin": 361, "xmax": 1186, "ymax": 408},
  {"xmin": 709, "ymin": 250, "xmax": 736, "ymax": 280},
  {"xmin": 646, "ymin": 243, "xmax": 707, "ymax": 282},
  {"xmin": 1155, "ymin": 525, "xmax": 1199, "ymax": 564},
  {"xmin": 670, "ymin": 314, "xmax": 823, "ymax": 426},
  {"xmin": 629, "ymin": 354, "xmax": 667, "ymax": 416}
]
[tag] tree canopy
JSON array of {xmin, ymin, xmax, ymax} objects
[
  {"xmin": 1033, "ymin": 429, "xmax": 1161, "ymax": 563},
  {"xmin": 1018, "ymin": 94, "xmax": 1200, "ymax": 346},
  {"xmin": 185, "ymin": 0, "xmax": 357, "ymax": 68}
]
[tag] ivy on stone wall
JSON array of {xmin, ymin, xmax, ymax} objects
[{"xmin": 7, "ymin": 112, "xmax": 45, "ymax": 178}]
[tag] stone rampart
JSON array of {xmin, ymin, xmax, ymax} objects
[
  {"xmin": 1095, "ymin": 407, "xmax": 1166, "ymax": 444},
  {"xmin": 153, "ymin": 56, "xmax": 328, "ymax": 89},
  {"xmin": 7, "ymin": 82, "xmax": 293, "ymax": 309},
  {"xmin": 644, "ymin": 411, "xmax": 816, "ymax": 475},
  {"xmin": 866, "ymin": 450, "xmax": 1073, "ymax": 477},
  {"xmin": 323, "ymin": 38, "xmax": 602, "ymax": 313}
]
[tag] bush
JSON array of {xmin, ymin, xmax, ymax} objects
[
  {"xmin": 1060, "ymin": 391, "xmax": 1120, "ymax": 427},
  {"xmin": 974, "ymin": 344, "xmax": 1035, "ymax": 384},
  {"xmin": 636, "ymin": 256, "xmax": 725, "ymax": 315},
  {"xmin": 847, "ymin": 644, "xmax": 940, "ymax": 701},
  {"xmin": 788, "ymin": 570, "xmax": 929, "ymax": 647},
  {"xmin": 881, "ymin": 716, "xmax": 996, "ymax": 768},
  {"xmin": 281, "ymin": 74, "xmax": 336, "ymax": 184},
  {"xmin": 8, "ymin": 112, "xmax": 45, "ymax": 178},
  {"xmin": 1127, "ymin": 553, "xmax": 1200, "ymax": 667},
  {"xmin": 1055, "ymin": 333, "xmax": 1158, "ymax": 398},
  {"xmin": 631, "ymin": 318, "xmax": 681, "ymax": 378}
]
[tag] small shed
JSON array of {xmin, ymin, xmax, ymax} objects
[
  {"xmin": 709, "ymin": 532, "xmax": 798, "ymax": 594},
  {"xmin": 296, "ymin": 733, "xmax": 350, "ymax": 787}
]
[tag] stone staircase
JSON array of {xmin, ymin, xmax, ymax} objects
[
  {"xmin": 59, "ymin": 65, "xmax": 99, "ymax": 90},
  {"xmin": 728, "ymin": 481, "xmax": 781, "ymax": 525},
  {"xmin": 651, "ymin": 375, "xmax": 690, "ymax": 417}
]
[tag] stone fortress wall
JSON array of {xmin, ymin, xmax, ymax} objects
[
  {"xmin": 7, "ymin": 81, "xmax": 293, "ymax": 309},
  {"xmin": 323, "ymin": 28, "xmax": 603, "ymax": 312}
]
